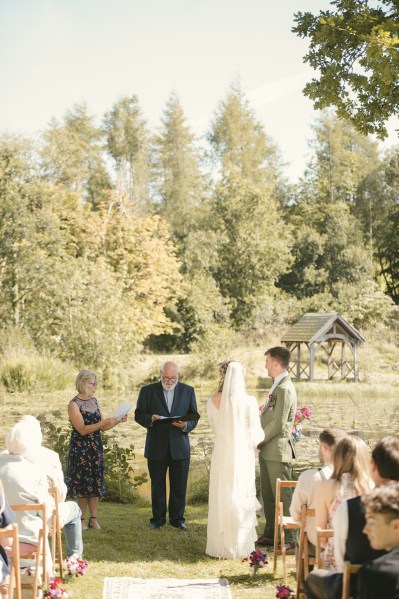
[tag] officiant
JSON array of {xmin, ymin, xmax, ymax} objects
[{"xmin": 134, "ymin": 361, "xmax": 199, "ymax": 530}]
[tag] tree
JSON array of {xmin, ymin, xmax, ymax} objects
[
  {"xmin": 103, "ymin": 96, "xmax": 151, "ymax": 213},
  {"xmin": 207, "ymin": 86, "xmax": 292, "ymax": 327},
  {"xmin": 293, "ymin": 0, "xmax": 399, "ymax": 138},
  {"xmin": 304, "ymin": 112, "xmax": 379, "ymax": 204},
  {"xmin": 208, "ymin": 84, "xmax": 282, "ymax": 184},
  {"xmin": 41, "ymin": 103, "xmax": 111, "ymax": 208},
  {"xmin": 152, "ymin": 93, "xmax": 205, "ymax": 251},
  {"xmin": 278, "ymin": 114, "xmax": 376, "ymax": 299},
  {"xmin": 211, "ymin": 175, "xmax": 292, "ymax": 326}
]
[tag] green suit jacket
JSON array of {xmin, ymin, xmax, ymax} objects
[{"xmin": 258, "ymin": 375, "xmax": 297, "ymax": 463}]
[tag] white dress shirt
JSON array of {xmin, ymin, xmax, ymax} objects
[{"xmin": 290, "ymin": 463, "xmax": 333, "ymax": 545}]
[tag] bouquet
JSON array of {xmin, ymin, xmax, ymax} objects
[
  {"xmin": 276, "ymin": 584, "xmax": 295, "ymax": 598},
  {"xmin": 243, "ymin": 549, "xmax": 268, "ymax": 576},
  {"xmin": 44, "ymin": 577, "xmax": 68, "ymax": 598},
  {"xmin": 65, "ymin": 555, "xmax": 89, "ymax": 576},
  {"xmin": 292, "ymin": 405, "xmax": 311, "ymax": 442}
]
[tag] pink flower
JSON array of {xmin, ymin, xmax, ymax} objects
[
  {"xmin": 65, "ymin": 556, "xmax": 88, "ymax": 576},
  {"xmin": 275, "ymin": 584, "xmax": 294, "ymax": 598}
]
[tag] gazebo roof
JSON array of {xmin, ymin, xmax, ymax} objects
[{"xmin": 281, "ymin": 312, "xmax": 365, "ymax": 344}]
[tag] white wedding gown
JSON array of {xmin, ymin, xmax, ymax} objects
[{"xmin": 206, "ymin": 391, "xmax": 265, "ymax": 559}]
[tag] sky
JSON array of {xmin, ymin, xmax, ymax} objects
[{"xmin": 1, "ymin": 0, "xmax": 398, "ymax": 182}]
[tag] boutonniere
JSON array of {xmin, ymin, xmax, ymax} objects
[{"xmin": 267, "ymin": 393, "xmax": 277, "ymax": 410}]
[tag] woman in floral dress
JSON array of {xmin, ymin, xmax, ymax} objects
[{"xmin": 66, "ymin": 370, "xmax": 126, "ymax": 530}]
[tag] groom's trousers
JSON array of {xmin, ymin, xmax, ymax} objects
[{"xmin": 259, "ymin": 457, "xmax": 295, "ymax": 543}]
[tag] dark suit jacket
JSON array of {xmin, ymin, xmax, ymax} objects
[
  {"xmin": 357, "ymin": 545, "xmax": 399, "ymax": 599},
  {"xmin": 134, "ymin": 381, "xmax": 198, "ymax": 460}
]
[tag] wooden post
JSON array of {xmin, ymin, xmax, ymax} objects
[
  {"xmin": 354, "ymin": 344, "xmax": 359, "ymax": 382},
  {"xmin": 341, "ymin": 341, "xmax": 346, "ymax": 380},
  {"xmin": 327, "ymin": 341, "xmax": 334, "ymax": 379},
  {"xmin": 309, "ymin": 343, "xmax": 315, "ymax": 382},
  {"xmin": 296, "ymin": 343, "xmax": 301, "ymax": 379}
]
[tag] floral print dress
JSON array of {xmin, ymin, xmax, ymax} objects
[{"xmin": 66, "ymin": 396, "xmax": 105, "ymax": 498}]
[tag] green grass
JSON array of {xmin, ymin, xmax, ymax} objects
[{"xmin": 62, "ymin": 501, "xmax": 296, "ymax": 599}]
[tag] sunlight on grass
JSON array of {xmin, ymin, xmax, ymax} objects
[{"xmin": 64, "ymin": 502, "xmax": 295, "ymax": 599}]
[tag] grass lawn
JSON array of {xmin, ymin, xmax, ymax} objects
[{"xmin": 63, "ymin": 501, "xmax": 296, "ymax": 598}]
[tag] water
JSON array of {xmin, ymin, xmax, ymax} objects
[{"xmin": 128, "ymin": 388, "xmax": 399, "ymax": 498}]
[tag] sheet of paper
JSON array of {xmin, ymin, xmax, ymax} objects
[{"xmin": 108, "ymin": 402, "xmax": 133, "ymax": 419}]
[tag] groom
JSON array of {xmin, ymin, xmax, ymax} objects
[
  {"xmin": 134, "ymin": 361, "xmax": 199, "ymax": 530},
  {"xmin": 257, "ymin": 346, "xmax": 297, "ymax": 549}
]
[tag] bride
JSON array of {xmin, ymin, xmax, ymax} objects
[{"xmin": 206, "ymin": 360, "xmax": 265, "ymax": 559}]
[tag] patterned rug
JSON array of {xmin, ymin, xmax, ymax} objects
[{"xmin": 102, "ymin": 577, "xmax": 232, "ymax": 599}]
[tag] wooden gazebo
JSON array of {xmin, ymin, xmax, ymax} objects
[{"xmin": 281, "ymin": 312, "xmax": 365, "ymax": 382}]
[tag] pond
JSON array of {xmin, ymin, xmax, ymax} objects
[
  {"xmin": 0, "ymin": 383, "xmax": 397, "ymax": 499},
  {"xmin": 121, "ymin": 387, "xmax": 399, "ymax": 500}
]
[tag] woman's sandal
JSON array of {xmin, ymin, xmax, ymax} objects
[
  {"xmin": 88, "ymin": 516, "xmax": 101, "ymax": 529},
  {"xmin": 81, "ymin": 517, "xmax": 88, "ymax": 531}
]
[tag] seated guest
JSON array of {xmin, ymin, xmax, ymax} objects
[
  {"xmin": 0, "ymin": 432, "xmax": 53, "ymax": 574},
  {"xmin": 0, "ymin": 485, "xmax": 15, "ymax": 599},
  {"xmin": 304, "ymin": 436, "xmax": 399, "ymax": 599},
  {"xmin": 18, "ymin": 416, "xmax": 83, "ymax": 559},
  {"xmin": 311, "ymin": 435, "xmax": 372, "ymax": 570},
  {"xmin": 290, "ymin": 428, "xmax": 347, "ymax": 563},
  {"xmin": 358, "ymin": 481, "xmax": 399, "ymax": 599}
]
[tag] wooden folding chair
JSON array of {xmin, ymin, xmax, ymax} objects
[
  {"xmin": 50, "ymin": 485, "xmax": 63, "ymax": 578},
  {"xmin": 10, "ymin": 503, "xmax": 47, "ymax": 599},
  {"xmin": 342, "ymin": 561, "xmax": 361, "ymax": 599},
  {"xmin": 273, "ymin": 478, "xmax": 300, "ymax": 581},
  {"xmin": 315, "ymin": 526, "xmax": 334, "ymax": 568},
  {"xmin": 295, "ymin": 505, "xmax": 316, "ymax": 599},
  {"xmin": 0, "ymin": 522, "xmax": 21, "ymax": 599}
]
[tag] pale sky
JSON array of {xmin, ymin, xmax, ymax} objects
[{"xmin": 1, "ymin": 0, "xmax": 398, "ymax": 181}]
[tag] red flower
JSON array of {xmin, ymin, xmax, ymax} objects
[{"xmin": 276, "ymin": 584, "xmax": 294, "ymax": 598}]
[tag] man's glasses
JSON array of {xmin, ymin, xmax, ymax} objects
[{"xmin": 162, "ymin": 376, "xmax": 178, "ymax": 382}]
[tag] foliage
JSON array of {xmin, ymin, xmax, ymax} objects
[
  {"xmin": 103, "ymin": 434, "xmax": 148, "ymax": 503},
  {"xmin": 0, "ymin": 350, "xmax": 75, "ymax": 393},
  {"xmin": 152, "ymin": 93, "xmax": 206, "ymax": 247},
  {"xmin": 103, "ymin": 95, "xmax": 151, "ymax": 212},
  {"xmin": 37, "ymin": 412, "xmax": 72, "ymax": 470},
  {"xmin": 37, "ymin": 411, "xmax": 147, "ymax": 503},
  {"xmin": 211, "ymin": 174, "xmax": 292, "ymax": 327},
  {"xmin": 0, "ymin": 88, "xmax": 397, "ymax": 366},
  {"xmin": 41, "ymin": 102, "xmax": 111, "ymax": 208},
  {"xmin": 293, "ymin": 1, "xmax": 399, "ymax": 139}
]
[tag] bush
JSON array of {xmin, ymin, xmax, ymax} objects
[
  {"xmin": 187, "ymin": 470, "xmax": 209, "ymax": 505},
  {"xmin": 0, "ymin": 352, "xmax": 75, "ymax": 392},
  {"xmin": 38, "ymin": 411, "xmax": 148, "ymax": 503},
  {"xmin": 102, "ymin": 435, "xmax": 148, "ymax": 503},
  {"xmin": 0, "ymin": 362, "xmax": 35, "ymax": 393}
]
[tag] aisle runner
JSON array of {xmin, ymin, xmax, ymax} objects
[{"xmin": 102, "ymin": 577, "xmax": 232, "ymax": 599}]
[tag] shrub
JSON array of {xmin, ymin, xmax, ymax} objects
[
  {"xmin": 0, "ymin": 352, "xmax": 75, "ymax": 392},
  {"xmin": 38, "ymin": 411, "xmax": 148, "ymax": 504},
  {"xmin": 0, "ymin": 362, "xmax": 35, "ymax": 393},
  {"xmin": 102, "ymin": 435, "xmax": 148, "ymax": 503}
]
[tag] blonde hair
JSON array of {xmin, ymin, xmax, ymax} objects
[
  {"xmin": 332, "ymin": 435, "xmax": 371, "ymax": 495},
  {"xmin": 75, "ymin": 370, "xmax": 98, "ymax": 394}
]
